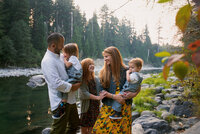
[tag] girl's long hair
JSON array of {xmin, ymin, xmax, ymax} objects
[
  {"xmin": 99, "ymin": 46, "xmax": 126, "ymax": 88},
  {"xmin": 81, "ymin": 58, "xmax": 95, "ymax": 84}
]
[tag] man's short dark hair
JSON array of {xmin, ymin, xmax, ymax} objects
[{"xmin": 47, "ymin": 33, "xmax": 64, "ymax": 47}]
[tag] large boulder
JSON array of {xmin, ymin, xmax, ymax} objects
[
  {"xmin": 27, "ymin": 74, "xmax": 46, "ymax": 88},
  {"xmin": 132, "ymin": 115, "xmax": 172, "ymax": 134},
  {"xmin": 181, "ymin": 121, "xmax": 200, "ymax": 134},
  {"xmin": 169, "ymin": 101, "xmax": 194, "ymax": 117}
]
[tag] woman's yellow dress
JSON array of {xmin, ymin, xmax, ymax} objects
[{"xmin": 92, "ymin": 89, "xmax": 132, "ymax": 134}]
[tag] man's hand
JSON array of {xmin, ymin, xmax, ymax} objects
[{"xmin": 71, "ymin": 83, "xmax": 81, "ymax": 91}]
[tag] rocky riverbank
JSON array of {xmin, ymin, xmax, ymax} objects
[{"xmin": 131, "ymin": 81, "xmax": 200, "ymax": 134}]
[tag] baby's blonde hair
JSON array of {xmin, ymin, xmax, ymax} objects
[{"xmin": 129, "ymin": 58, "xmax": 143, "ymax": 68}]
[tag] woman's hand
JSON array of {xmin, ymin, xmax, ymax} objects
[
  {"xmin": 113, "ymin": 94, "xmax": 125, "ymax": 104},
  {"xmin": 102, "ymin": 90, "xmax": 125, "ymax": 104},
  {"xmin": 122, "ymin": 87, "xmax": 141, "ymax": 99},
  {"xmin": 98, "ymin": 91, "xmax": 106, "ymax": 100}
]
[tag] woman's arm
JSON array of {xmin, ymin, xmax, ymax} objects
[
  {"xmin": 90, "ymin": 91, "xmax": 106, "ymax": 100},
  {"xmin": 104, "ymin": 91, "xmax": 125, "ymax": 104},
  {"xmin": 122, "ymin": 86, "xmax": 141, "ymax": 99}
]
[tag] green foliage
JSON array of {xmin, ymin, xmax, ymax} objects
[
  {"xmin": 155, "ymin": 51, "xmax": 171, "ymax": 57},
  {"xmin": 0, "ymin": 36, "xmax": 16, "ymax": 66},
  {"xmin": 142, "ymin": 73, "xmax": 170, "ymax": 88},
  {"xmin": 173, "ymin": 61, "xmax": 189, "ymax": 81},
  {"xmin": 165, "ymin": 114, "xmax": 177, "ymax": 123},
  {"xmin": 8, "ymin": 20, "xmax": 33, "ymax": 65},
  {"xmin": 0, "ymin": 1, "xmax": 167, "ymax": 67},
  {"xmin": 153, "ymin": 110, "xmax": 162, "ymax": 118},
  {"xmin": 133, "ymin": 88, "xmax": 158, "ymax": 113},
  {"xmin": 157, "ymin": 0, "xmax": 173, "ymax": 3},
  {"xmin": 176, "ymin": 4, "xmax": 192, "ymax": 32},
  {"xmin": 182, "ymin": 67, "xmax": 200, "ymax": 116}
]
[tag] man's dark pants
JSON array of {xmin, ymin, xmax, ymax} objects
[{"xmin": 51, "ymin": 103, "xmax": 80, "ymax": 134}]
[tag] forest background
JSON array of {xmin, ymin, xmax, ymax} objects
[{"xmin": 0, "ymin": 0, "xmax": 176, "ymax": 67}]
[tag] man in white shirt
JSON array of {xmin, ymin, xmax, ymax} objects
[{"xmin": 41, "ymin": 33, "xmax": 80, "ymax": 134}]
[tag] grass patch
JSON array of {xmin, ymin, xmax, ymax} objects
[
  {"xmin": 165, "ymin": 114, "xmax": 177, "ymax": 123},
  {"xmin": 153, "ymin": 110, "xmax": 162, "ymax": 118},
  {"xmin": 142, "ymin": 73, "xmax": 171, "ymax": 88},
  {"xmin": 133, "ymin": 88, "xmax": 158, "ymax": 113}
]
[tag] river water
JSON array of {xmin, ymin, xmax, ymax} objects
[{"xmin": 0, "ymin": 67, "xmax": 162, "ymax": 134}]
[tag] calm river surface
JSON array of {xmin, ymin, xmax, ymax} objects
[
  {"xmin": 0, "ymin": 68, "xmax": 162, "ymax": 134},
  {"xmin": 0, "ymin": 76, "xmax": 51, "ymax": 134}
]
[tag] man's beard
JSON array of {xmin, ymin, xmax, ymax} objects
[{"xmin": 54, "ymin": 47, "xmax": 61, "ymax": 55}]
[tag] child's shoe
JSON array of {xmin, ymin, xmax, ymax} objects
[
  {"xmin": 109, "ymin": 111, "xmax": 122, "ymax": 119},
  {"xmin": 52, "ymin": 102, "xmax": 66, "ymax": 119}
]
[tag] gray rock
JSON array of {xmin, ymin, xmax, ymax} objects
[
  {"xmin": 133, "ymin": 115, "xmax": 172, "ymax": 134},
  {"xmin": 181, "ymin": 121, "xmax": 200, "ymax": 134},
  {"xmin": 161, "ymin": 111, "xmax": 171, "ymax": 120},
  {"xmin": 170, "ymin": 101, "xmax": 194, "ymax": 117},
  {"xmin": 177, "ymin": 87, "xmax": 184, "ymax": 92},
  {"xmin": 154, "ymin": 87, "xmax": 164, "ymax": 94},
  {"xmin": 154, "ymin": 97, "xmax": 162, "ymax": 104},
  {"xmin": 132, "ymin": 111, "xmax": 140, "ymax": 121},
  {"xmin": 42, "ymin": 128, "xmax": 51, "ymax": 134},
  {"xmin": 156, "ymin": 104, "xmax": 170, "ymax": 112},
  {"xmin": 164, "ymin": 91, "xmax": 182, "ymax": 99},
  {"xmin": 185, "ymin": 117, "xmax": 200, "ymax": 126},
  {"xmin": 163, "ymin": 88, "xmax": 174, "ymax": 93},
  {"xmin": 132, "ymin": 123, "xmax": 144, "ymax": 134},
  {"xmin": 141, "ymin": 111, "xmax": 155, "ymax": 116},
  {"xmin": 144, "ymin": 128, "xmax": 158, "ymax": 134},
  {"xmin": 27, "ymin": 74, "xmax": 46, "ymax": 88},
  {"xmin": 156, "ymin": 93, "xmax": 164, "ymax": 99}
]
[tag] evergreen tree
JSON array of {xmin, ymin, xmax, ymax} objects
[
  {"xmin": 84, "ymin": 13, "xmax": 104, "ymax": 58},
  {"xmin": 8, "ymin": 20, "xmax": 33, "ymax": 65},
  {"xmin": 99, "ymin": 4, "xmax": 111, "ymax": 47},
  {"xmin": 0, "ymin": 36, "xmax": 16, "ymax": 66},
  {"xmin": 0, "ymin": 1, "xmax": 4, "ymax": 38},
  {"xmin": 53, "ymin": 0, "xmax": 74, "ymax": 42},
  {"xmin": 7, "ymin": 0, "xmax": 35, "ymax": 66},
  {"xmin": 30, "ymin": 0, "xmax": 53, "ymax": 55},
  {"xmin": 71, "ymin": 7, "xmax": 86, "ymax": 58}
]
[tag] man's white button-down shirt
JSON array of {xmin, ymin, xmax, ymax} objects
[{"xmin": 41, "ymin": 49, "xmax": 72, "ymax": 111}]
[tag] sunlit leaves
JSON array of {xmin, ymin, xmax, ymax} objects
[
  {"xmin": 161, "ymin": 57, "xmax": 169, "ymax": 63},
  {"xmin": 163, "ymin": 64, "xmax": 170, "ymax": 80},
  {"xmin": 176, "ymin": 4, "xmax": 192, "ymax": 32},
  {"xmin": 192, "ymin": 50, "xmax": 200, "ymax": 67},
  {"xmin": 173, "ymin": 61, "xmax": 189, "ymax": 81},
  {"xmin": 198, "ymin": 7, "xmax": 200, "ymax": 22},
  {"xmin": 155, "ymin": 51, "xmax": 186, "ymax": 80},
  {"xmin": 155, "ymin": 51, "xmax": 171, "ymax": 57},
  {"xmin": 166, "ymin": 54, "xmax": 185, "ymax": 67},
  {"xmin": 188, "ymin": 40, "xmax": 200, "ymax": 51},
  {"xmin": 157, "ymin": 0, "xmax": 173, "ymax": 3}
]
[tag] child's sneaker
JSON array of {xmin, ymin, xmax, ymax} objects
[
  {"xmin": 52, "ymin": 102, "xmax": 66, "ymax": 119},
  {"xmin": 109, "ymin": 111, "xmax": 122, "ymax": 119}
]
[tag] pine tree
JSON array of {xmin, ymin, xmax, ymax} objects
[
  {"xmin": 0, "ymin": 1, "xmax": 4, "ymax": 38},
  {"xmin": 53, "ymin": 0, "xmax": 74, "ymax": 42},
  {"xmin": 30, "ymin": 0, "xmax": 53, "ymax": 54},
  {"xmin": 0, "ymin": 36, "xmax": 16, "ymax": 66},
  {"xmin": 7, "ymin": 0, "xmax": 35, "ymax": 66}
]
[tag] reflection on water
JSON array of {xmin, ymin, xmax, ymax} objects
[
  {"xmin": 0, "ymin": 76, "xmax": 52, "ymax": 134},
  {"xmin": 0, "ymin": 69, "xmax": 162, "ymax": 134}
]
